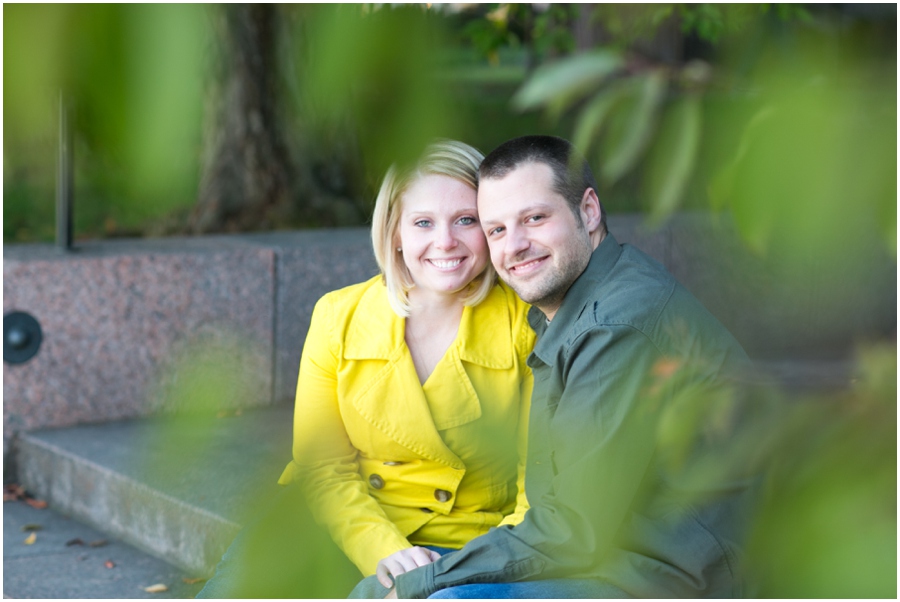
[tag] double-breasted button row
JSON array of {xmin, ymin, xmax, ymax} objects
[{"xmin": 367, "ymin": 473, "xmax": 452, "ymax": 504}]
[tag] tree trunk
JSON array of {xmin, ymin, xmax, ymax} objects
[{"xmin": 190, "ymin": 4, "xmax": 294, "ymax": 233}]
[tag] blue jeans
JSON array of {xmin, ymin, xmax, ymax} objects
[
  {"xmin": 426, "ymin": 580, "xmax": 632, "ymax": 598},
  {"xmin": 348, "ymin": 548, "xmax": 631, "ymax": 599}
]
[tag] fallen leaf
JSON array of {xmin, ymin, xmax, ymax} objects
[
  {"xmin": 24, "ymin": 498, "xmax": 48, "ymax": 509},
  {"xmin": 24, "ymin": 532, "xmax": 37, "ymax": 545},
  {"xmin": 144, "ymin": 584, "xmax": 168, "ymax": 593},
  {"xmin": 182, "ymin": 577, "xmax": 207, "ymax": 584},
  {"xmin": 104, "ymin": 560, "xmax": 116, "ymax": 569},
  {"xmin": 4, "ymin": 483, "xmax": 25, "ymax": 501},
  {"xmin": 66, "ymin": 538, "xmax": 85, "ymax": 547},
  {"xmin": 21, "ymin": 523, "xmax": 43, "ymax": 531},
  {"xmin": 89, "ymin": 539, "xmax": 108, "ymax": 548},
  {"xmin": 651, "ymin": 357, "xmax": 682, "ymax": 379}
]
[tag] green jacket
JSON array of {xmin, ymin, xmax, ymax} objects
[{"xmin": 396, "ymin": 232, "xmax": 755, "ymax": 598}]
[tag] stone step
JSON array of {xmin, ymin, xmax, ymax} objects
[
  {"xmin": 13, "ymin": 405, "xmax": 295, "ymax": 577},
  {"xmin": 4, "ymin": 497, "xmax": 206, "ymax": 598}
]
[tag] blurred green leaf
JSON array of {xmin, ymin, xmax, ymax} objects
[
  {"xmin": 643, "ymin": 93, "xmax": 702, "ymax": 226},
  {"xmin": 571, "ymin": 79, "xmax": 632, "ymax": 161},
  {"xmin": 599, "ymin": 69, "xmax": 667, "ymax": 185},
  {"xmin": 299, "ymin": 5, "xmax": 461, "ymax": 179},
  {"xmin": 4, "ymin": 4, "xmax": 209, "ymax": 231},
  {"xmin": 3, "ymin": 4, "xmax": 69, "ymax": 146},
  {"xmin": 511, "ymin": 50, "xmax": 624, "ymax": 115}
]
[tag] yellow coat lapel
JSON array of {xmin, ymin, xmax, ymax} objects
[
  {"xmin": 424, "ymin": 284, "xmax": 514, "ymax": 430},
  {"xmin": 343, "ymin": 282, "xmax": 463, "ymax": 469}
]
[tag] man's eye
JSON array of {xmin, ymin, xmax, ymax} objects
[
  {"xmin": 488, "ymin": 226, "xmax": 505, "ymax": 237},
  {"xmin": 457, "ymin": 216, "xmax": 477, "ymax": 226},
  {"xmin": 526, "ymin": 215, "xmax": 544, "ymax": 223}
]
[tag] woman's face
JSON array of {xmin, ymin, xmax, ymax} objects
[{"xmin": 396, "ymin": 174, "xmax": 489, "ymax": 300}]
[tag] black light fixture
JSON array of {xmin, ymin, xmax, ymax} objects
[{"xmin": 4, "ymin": 312, "xmax": 43, "ymax": 364}]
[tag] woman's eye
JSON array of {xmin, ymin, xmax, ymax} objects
[
  {"xmin": 414, "ymin": 219, "xmax": 431, "ymax": 228},
  {"xmin": 457, "ymin": 216, "xmax": 476, "ymax": 226}
]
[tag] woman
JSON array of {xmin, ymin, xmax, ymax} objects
[
  {"xmin": 198, "ymin": 140, "xmax": 533, "ymax": 597},
  {"xmin": 282, "ymin": 139, "xmax": 533, "ymax": 586}
]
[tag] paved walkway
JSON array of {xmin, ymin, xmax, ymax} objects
[{"xmin": 4, "ymin": 498, "xmax": 204, "ymax": 599}]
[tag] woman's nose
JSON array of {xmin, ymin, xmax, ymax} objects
[{"xmin": 434, "ymin": 224, "xmax": 458, "ymax": 250}]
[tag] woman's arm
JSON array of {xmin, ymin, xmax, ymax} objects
[
  {"xmin": 497, "ymin": 290, "xmax": 535, "ymax": 527},
  {"xmin": 279, "ymin": 296, "xmax": 412, "ymax": 576},
  {"xmin": 497, "ymin": 370, "xmax": 531, "ymax": 527}
]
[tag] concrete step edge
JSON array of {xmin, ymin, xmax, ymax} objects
[{"xmin": 15, "ymin": 432, "xmax": 240, "ymax": 576}]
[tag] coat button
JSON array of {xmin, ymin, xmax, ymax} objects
[
  {"xmin": 434, "ymin": 489, "xmax": 452, "ymax": 503},
  {"xmin": 369, "ymin": 474, "xmax": 385, "ymax": 489}
]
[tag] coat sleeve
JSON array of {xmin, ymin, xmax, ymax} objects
[
  {"xmin": 278, "ymin": 296, "xmax": 412, "ymax": 576},
  {"xmin": 497, "ymin": 290, "xmax": 534, "ymax": 528},
  {"xmin": 395, "ymin": 324, "xmax": 662, "ymax": 598},
  {"xmin": 497, "ymin": 355, "xmax": 532, "ymax": 528}
]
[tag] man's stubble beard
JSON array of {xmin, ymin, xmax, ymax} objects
[{"xmin": 504, "ymin": 232, "xmax": 593, "ymax": 316}]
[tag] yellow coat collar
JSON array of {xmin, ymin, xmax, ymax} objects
[
  {"xmin": 343, "ymin": 278, "xmax": 513, "ymax": 369},
  {"xmin": 340, "ymin": 278, "xmax": 515, "ymax": 468}
]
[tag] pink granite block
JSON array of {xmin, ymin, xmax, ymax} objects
[
  {"xmin": 4, "ymin": 239, "xmax": 276, "ymax": 445},
  {"xmin": 261, "ymin": 229, "xmax": 379, "ymax": 403}
]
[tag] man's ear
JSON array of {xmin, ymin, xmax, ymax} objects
[{"xmin": 580, "ymin": 188, "xmax": 603, "ymax": 234}]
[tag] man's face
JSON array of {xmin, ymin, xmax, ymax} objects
[{"xmin": 477, "ymin": 162, "xmax": 595, "ymax": 319}]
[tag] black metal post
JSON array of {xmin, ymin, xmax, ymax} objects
[{"xmin": 56, "ymin": 91, "xmax": 73, "ymax": 251}]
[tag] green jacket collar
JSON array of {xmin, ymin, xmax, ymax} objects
[{"xmin": 529, "ymin": 232, "xmax": 623, "ymax": 366}]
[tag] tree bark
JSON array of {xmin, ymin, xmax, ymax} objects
[{"xmin": 191, "ymin": 4, "xmax": 293, "ymax": 233}]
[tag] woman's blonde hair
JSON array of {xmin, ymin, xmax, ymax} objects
[{"xmin": 372, "ymin": 139, "xmax": 495, "ymax": 317}]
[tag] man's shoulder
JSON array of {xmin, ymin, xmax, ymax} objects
[{"xmin": 581, "ymin": 244, "xmax": 676, "ymax": 331}]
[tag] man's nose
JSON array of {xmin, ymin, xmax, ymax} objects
[{"xmin": 505, "ymin": 226, "xmax": 530, "ymax": 258}]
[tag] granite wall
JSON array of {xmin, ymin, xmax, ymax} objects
[{"xmin": 4, "ymin": 213, "xmax": 896, "ymax": 454}]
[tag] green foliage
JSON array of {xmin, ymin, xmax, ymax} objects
[
  {"xmin": 511, "ymin": 50, "xmax": 624, "ymax": 119},
  {"xmin": 292, "ymin": 5, "xmax": 466, "ymax": 188},
  {"xmin": 463, "ymin": 4, "xmax": 577, "ymax": 67},
  {"xmin": 710, "ymin": 24, "xmax": 897, "ymax": 264},
  {"xmin": 591, "ymin": 4, "xmax": 809, "ymax": 48},
  {"xmin": 642, "ymin": 93, "xmax": 702, "ymax": 226},
  {"xmin": 4, "ymin": 4, "xmax": 209, "ymax": 239},
  {"xmin": 647, "ymin": 342, "xmax": 897, "ymax": 598},
  {"xmin": 744, "ymin": 343, "xmax": 897, "ymax": 597}
]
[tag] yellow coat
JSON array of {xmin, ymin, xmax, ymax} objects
[{"xmin": 278, "ymin": 275, "xmax": 534, "ymax": 576}]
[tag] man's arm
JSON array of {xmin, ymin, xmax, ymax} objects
[{"xmin": 395, "ymin": 325, "xmax": 663, "ymax": 598}]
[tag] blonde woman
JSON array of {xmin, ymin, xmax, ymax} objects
[{"xmin": 198, "ymin": 140, "xmax": 532, "ymax": 598}]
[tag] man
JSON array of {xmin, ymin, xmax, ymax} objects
[{"xmin": 365, "ymin": 135, "xmax": 755, "ymax": 598}]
